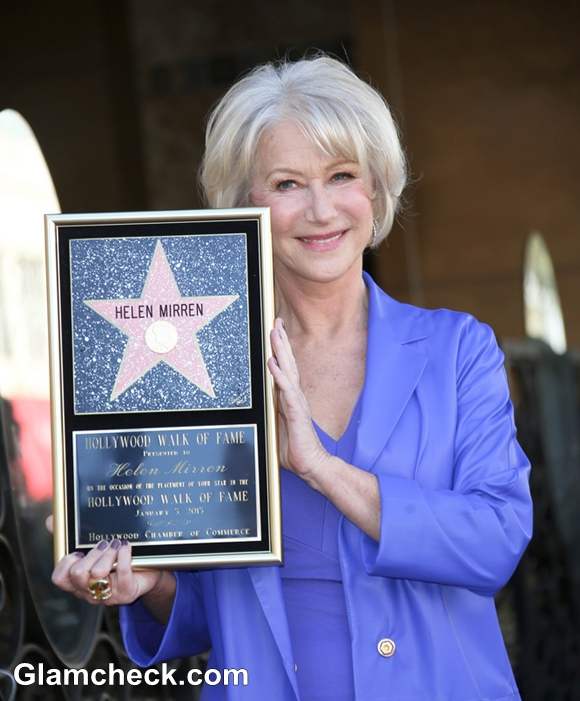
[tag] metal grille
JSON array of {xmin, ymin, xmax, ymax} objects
[{"xmin": 500, "ymin": 341, "xmax": 580, "ymax": 700}]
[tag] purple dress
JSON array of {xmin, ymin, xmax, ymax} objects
[{"xmin": 280, "ymin": 396, "xmax": 362, "ymax": 701}]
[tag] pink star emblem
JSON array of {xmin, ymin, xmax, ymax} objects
[{"xmin": 85, "ymin": 240, "xmax": 238, "ymax": 400}]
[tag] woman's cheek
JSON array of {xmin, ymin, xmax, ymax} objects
[{"xmin": 270, "ymin": 198, "xmax": 303, "ymax": 237}]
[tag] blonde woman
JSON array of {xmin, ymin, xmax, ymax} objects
[{"xmin": 52, "ymin": 55, "xmax": 532, "ymax": 701}]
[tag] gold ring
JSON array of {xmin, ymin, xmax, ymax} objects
[{"xmin": 87, "ymin": 576, "xmax": 112, "ymax": 602}]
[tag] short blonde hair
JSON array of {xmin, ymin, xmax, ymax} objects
[{"xmin": 199, "ymin": 55, "xmax": 406, "ymax": 246}]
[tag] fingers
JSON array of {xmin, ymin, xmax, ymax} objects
[
  {"xmin": 267, "ymin": 355, "xmax": 292, "ymax": 393},
  {"xmin": 115, "ymin": 541, "xmax": 139, "ymax": 601},
  {"xmin": 52, "ymin": 540, "xmax": 162, "ymax": 607},
  {"xmin": 269, "ymin": 322, "xmax": 300, "ymax": 401},
  {"xmin": 90, "ymin": 539, "xmax": 123, "ymax": 579},
  {"xmin": 68, "ymin": 539, "xmax": 113, "ymax": 593},
  {"xmin": 51, "ymin": 551, "xmax": 86, "ymax": 593},
  {"xmin": 45, "ymin": 514, "xmax": 54, "ymax": 533},
  {"xmin": 270, "ymin": 318, "xmax": 299, "ymax": 382},
  {"xmin": 52, "ymin": 539, "xmax": 121, "ymax": 605},
  {"xmin": 269, "ymin": 318, "xmax": 314, "ymax": 417}
]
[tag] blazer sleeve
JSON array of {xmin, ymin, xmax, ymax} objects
[
  {"xmin": 119, "ymin": 570, "xmax": 210, "ymax": 666},
  {"xmin": 361, "ymin": 315, "xmax": 533, "ymax": 596}
]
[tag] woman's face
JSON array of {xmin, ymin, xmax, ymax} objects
[{"xmin": 249, "ymin": 121, "xmax": 374, "ymax": 285}]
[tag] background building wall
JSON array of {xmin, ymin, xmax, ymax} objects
[
  {"xmin": 2, "ymin": 0, "xmax": 578, "ymax": 347},
  {"xmin": 377, "ymin": 0, "xmax": 580, "ymax": 347},
  {"xmin": 0, "ymin": 1, "xmax": 146, "ymax": 212}
]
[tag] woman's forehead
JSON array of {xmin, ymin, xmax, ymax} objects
[{"xmin": 255, "ymin": 120, "xmax": 360, "ymax": 171}]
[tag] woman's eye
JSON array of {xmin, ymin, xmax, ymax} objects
[
  {"xmin": 275, "ymin": 179, "xmax": 297, "ymax": 191},
  {"xmin": 331, "ymin": 171, "xmax": 355, "ymax": 182}
]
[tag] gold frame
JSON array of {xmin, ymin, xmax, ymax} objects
[{"xmin": 45, "ymin": 208, "xmax": 280, "ymax": 569}]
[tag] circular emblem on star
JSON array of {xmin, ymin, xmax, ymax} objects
[{"xmin": 145, "ymin": 320, "xmax": 179, "ymax": 354}]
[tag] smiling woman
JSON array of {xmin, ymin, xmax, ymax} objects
[
  {"xmin": 249, "ymin": 121, "xmax": 374, "ymax": 285},
  {"xmin": 50, "ymin": 55, "xmax": 532, "ymax": 701}
]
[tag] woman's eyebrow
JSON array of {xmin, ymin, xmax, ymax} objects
[
  {"xmin": 265, "ymin": 160, "xmax": 358, "ymax": 179},
  {"xmin": 265, "ymin": 167, "xmax": 303, "ymax": 178}
]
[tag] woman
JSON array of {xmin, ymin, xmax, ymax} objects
[{"xmin": 51, "ymin": 56, "xmax": 532, "ymax": 700}]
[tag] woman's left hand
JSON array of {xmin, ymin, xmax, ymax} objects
[{"xmin": 268, "ymin": 318, "xmax": 330, "ymax": 483}]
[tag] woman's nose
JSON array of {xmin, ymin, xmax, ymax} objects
[{"xmin": 305, "ymin": 183, "xmax": 336, "ymax": 223}]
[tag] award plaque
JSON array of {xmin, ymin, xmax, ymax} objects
[{"xmin": 45, "ymin": 208, "xmax": 281, "ymax": 568}]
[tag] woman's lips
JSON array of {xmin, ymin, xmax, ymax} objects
[{"xmin": 298, "ymin": 230, "xmax": 346, "ymax": 251}]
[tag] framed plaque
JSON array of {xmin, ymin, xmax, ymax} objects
[{"xmin": 45, "ymin": 208, "xmax": 280, "ymax": 569}]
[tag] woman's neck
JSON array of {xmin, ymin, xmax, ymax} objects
[{"xmin": 274, "ymin": 264, "xmax": 368, "ymax": 340}]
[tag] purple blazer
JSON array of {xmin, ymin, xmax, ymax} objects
[{"xmin": 120, "ymin": 273, "xmax": 532, "ymax": 701}]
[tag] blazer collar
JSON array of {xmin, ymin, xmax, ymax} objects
[{"xmin": 353, "ymin": 273, "xmax": 430, "ymax": 471}]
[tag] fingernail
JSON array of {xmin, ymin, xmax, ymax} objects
[
  {"xmin": 74, "ymin": 550, "xmax": 86, "ymax": 557},
  {"xmin": 121, "ymin": 539, "xmax": 129, "ymax": 547},
  {"xmin": 111, "ymin": 539, "xmax": 121, "ymax": 550},
  {"xmin": 97, "ymin": 540, "xmax": 109, "ymax": 551}
]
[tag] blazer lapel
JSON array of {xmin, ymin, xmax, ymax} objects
[
  {"xmin": 353, "ymin": 274, "xmax": 430, "ymax": 472},
  {"xmin": 248, "ymin": 566, "xmax": 299, "ymax": 698}
]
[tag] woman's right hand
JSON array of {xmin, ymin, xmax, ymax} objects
[{"xmin": 50, "ymin": 535, "xmax": 164, "ymax": 607}]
